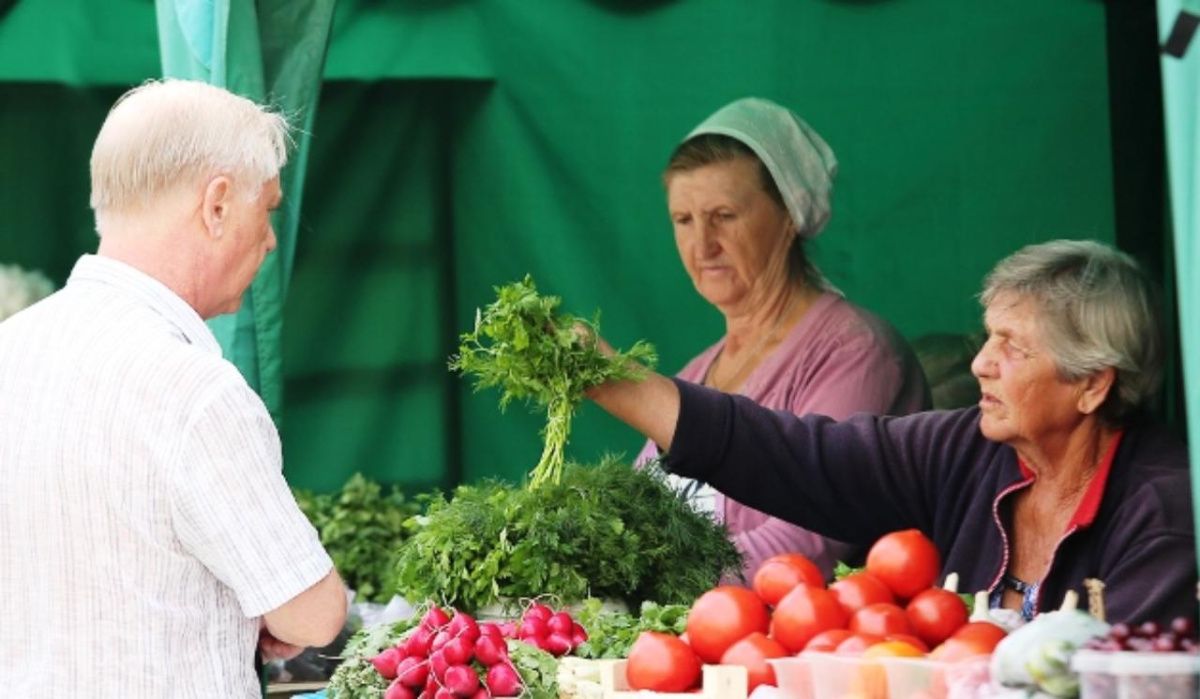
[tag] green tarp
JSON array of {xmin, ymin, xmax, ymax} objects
[
  {"xmin": 1158, "ymin": 0, "xmax": 1200, "ymax": 578},
  {"xmin": 0, "ymin": 1, "xmax": 1118, "ymax": 492}
]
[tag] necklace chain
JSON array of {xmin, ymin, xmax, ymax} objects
[{"xmin": 704, "ymin": 292, "xmax": 798, "ymax": 393}]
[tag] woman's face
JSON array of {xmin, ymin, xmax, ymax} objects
[
  {"xmin": 666, "ymin": 156, "xmax": 795, "ymax": 313},
  {"xmin": 970, "ymin": 292, "xmax": 1089, "ymax": 448}
]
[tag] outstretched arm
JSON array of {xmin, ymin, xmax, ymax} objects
[{"xmin": 588, "ymin": 370, "xmax": 681, "ymax": 451}]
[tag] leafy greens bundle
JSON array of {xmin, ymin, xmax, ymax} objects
[
  {"xmin": 390, "ymin": 458, "xmax": 742, "ymax": 612},
  {"xmin": 450, "ymin": 276, "xmax": 657, "ymax": 487}
]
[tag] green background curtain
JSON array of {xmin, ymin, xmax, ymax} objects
[
  {"xmin": 1158, "ymin": 0, "xmax": 1200, "ymax": 571},
  {"xmin": 0, "ymin": 0, "xmax": 1154, "ymax": 494}
]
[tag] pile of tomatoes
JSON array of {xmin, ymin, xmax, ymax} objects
[{"xmin": 625, "ymin": 529, "xmax": 1008, "ymax": 693}]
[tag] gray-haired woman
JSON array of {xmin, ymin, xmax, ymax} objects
[{"xmin": 596, "ymin": 239, "xmax": 1195, "ymax": 624}]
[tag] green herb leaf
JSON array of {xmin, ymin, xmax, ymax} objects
[
  {"xmin": 573, "ymin": 599, "xmax": 691, "ymax": 659},
  {"xmin": 833, "ymin": 560, "xmax": 864, "ymax": 581}
]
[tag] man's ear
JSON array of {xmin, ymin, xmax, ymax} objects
[
  {"xmin": 1078, "ymin": 366, "xmax": 1116, "ymax": 415},
  {"xmin": 200, "ymin": 175, "xmax": 233, "ymax": 239}
]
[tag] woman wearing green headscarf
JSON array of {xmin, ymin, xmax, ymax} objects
[{"xmin": 636, "ymin": 97, "xmax": 930, "ymax": 582}]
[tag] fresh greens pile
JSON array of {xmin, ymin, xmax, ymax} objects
[
  {"xmin": 450, "ymin": 276, "xmax": 657, "ymax": 488},
  {"xmin": 571, "ymin": 599, "xmax": 691, "ymax": 659},
  {"xmin": 294, "ymin": 473, "xmax": 429, "ymax": 603},
  {"xmin": 390, "ymin": 458, "xmax": 742, "ymax": 612}
]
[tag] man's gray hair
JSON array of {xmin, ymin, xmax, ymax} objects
[
  {"xmin": 89, "ymin": 79, "xmax": 289, "ymax": 217},
  {"xmin": 981, "ymin": 239, "xmax": 1162, "ymax": 425}
]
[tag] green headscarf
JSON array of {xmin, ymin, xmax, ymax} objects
[{"xmin": 687, "ymin": 97, "xmax": 838, "ymax": 238}]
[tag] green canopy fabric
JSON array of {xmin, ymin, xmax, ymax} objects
[
  {"xmin": 1158, "ymin": 0, "xmax": 1200, "ymax": 575},
  {"xmin": 156, "ymin": 0, "xmax": 336, "ymax": 419}
]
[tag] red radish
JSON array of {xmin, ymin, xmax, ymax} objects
[
  {"xmin": 429, "ymin": 650, "xmax": 451, "ymax": 681},
  {"xmin": 396, "ymin": 656, "xmax": 429, "ymax": 688},
  {"xmin": 524, "ymin": 603, "xmax": 553, "ymax": 622},
  {"xmin": 523, "ymin": 634, "xmax": 551, "ymax": 652},
  {"xmin": 432, "ymin": 630, "xmax": 454, "ymax": 652},
  {"xmin": 441, "ymin": 636, "xmax": 474, "ymax": 666},
  {"xmin": 519, "ymin": 617, "xmax": 549, "ymax": 639},
  {"xmin": 474, "ymin": 635, "xmax": 508, "ymax": 666},
  {"xmin": 497, "ymin": 622, "xmax": 518, "ymax": 639},
  {"xmin": 405, "ymin": 627, "xmax": 434, "ymax": 658},
  {"xmin": 478, "ymin": 623, "xmax": 504, "ymax": 639},
  {"xmin": 434, "ymin": 688, "xmax": 456, "ymax": 699},
  {"xmin": 571, "ymin": 622, "xmax": 588, "ymax": 646},
  {"xmin": 421, "ymin": 606, "xmax": 452, "ymax": 630},
  {"xmin": 467, "ymin": 689, "xmax": 489, "ymax": 699},
  {"xmin": 448, "ymin": 611, "xmax": 481, "ymax": 643},
  {"xmin": 547, "ymin": 612, "xmax": 574, "ymax": 636},
  {"xmin": 544, "ymin": 632, "xmax": 573, "ymax": 656},
  {"xmin": 371, "ymin": 647, "xmax": 403, "ymax": 679},
  {"xmin": 486, "ymin": 663, "xmax": 523, "ymax": 697},
  {"xmin": 423, "ymin": 675, "xmax": 439, "ymax": 699},
  {"xmin": 385, "ymin": 679, "xmax": 418, "ymax": 699},
  {"xmin": 443, "ymin": 665, "xmax": 481, "ymax": 697}
]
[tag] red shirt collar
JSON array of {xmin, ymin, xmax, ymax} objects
[{"xmin": 1016, "ymin": 430, "xmax": 1125, "ymax": 529}]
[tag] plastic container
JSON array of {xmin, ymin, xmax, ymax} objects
[
  {"xmin": 770, "ymin": 654, "xmax": 887, "ymax": 699},
  {"xmin": 767, "ymin": 656, "xmax": 813, "ymax": 699},
  {"xmin": 1071, "ymin": 649, "xmax": 1200, "ymax": 699},
  {"xmin": 877, "ymin": 657, "xmax": 948, "ymax": 698}
]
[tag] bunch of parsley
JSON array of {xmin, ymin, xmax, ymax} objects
[
  {"xmin": 571, "ymin": 599, "xmax": 691, "ymax": 659},
  {"xmin": 450, "ymin": 276, "xmax": 657, "ymax": 488}
]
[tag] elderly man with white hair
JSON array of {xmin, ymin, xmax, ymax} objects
[{"xmin": 0, "ymin": 79, "xmax": 347, "ymax": 697}]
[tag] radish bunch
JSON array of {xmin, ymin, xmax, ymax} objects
[
  {"xmin": 510, "ymin": 602, "xmax": 589, "ymax": 657},
  {"xmin": 368, "ymin": 603, "xmax": 588, "ymax": 699}
]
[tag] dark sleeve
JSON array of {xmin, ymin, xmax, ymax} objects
[
  {"xmin": 1098, "ymin": 471, "xmax": 1198, "ymax": 625},
  {"xmin": 1102, "ymin": 532, "xmax": 1197, "ymax": 625},
  {"xmin": 663, "ymin": 378, "xmax": 987, "ymax": 545}
]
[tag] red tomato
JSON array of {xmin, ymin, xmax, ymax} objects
[
  {"xmin": 905, "ymin": 588, "xmax": 969, "ymax": 647},
  {"xmin": 829, "ymin": 572, "xmax": 895, "ymax": 616},
  {"xmin": 803, "ymin": 628, "xmax": 854, "ymax": 652},
  {"xmin": 929, "ymin": 622, "xmax": 1007, "ymax": 662},
  {"xmin": 834, "ymin": 633, "xmax": 883, "ymax": 655},
  {"xmin": 769, "ymin": 584, "xmax": 849, "ymax": 653},
  {"xmin": 865, "ymin": 530, "xmax": 940, "ymax": 600},
  {"xmin": 626, "ymin": 632, "xmax": 702, "ymax": 692},
  {"xmin": 850, "ymin": 603, "xmax": 912, "ymax": 638},
  {"xmin": 720, "ymin": 632, "xmax": 788, "ymax": 691},
  {"xmin": 752, "ymin": 553, "xmax": 825, "ymax": 607},
  {"xmin": 686, "ymin": 586, "xmax": 771, "ymax": 663}
]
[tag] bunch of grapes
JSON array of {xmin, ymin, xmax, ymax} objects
[{"xmin": 1083, "ymin": 617, "xmax": 1199, "ymax": 653}]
